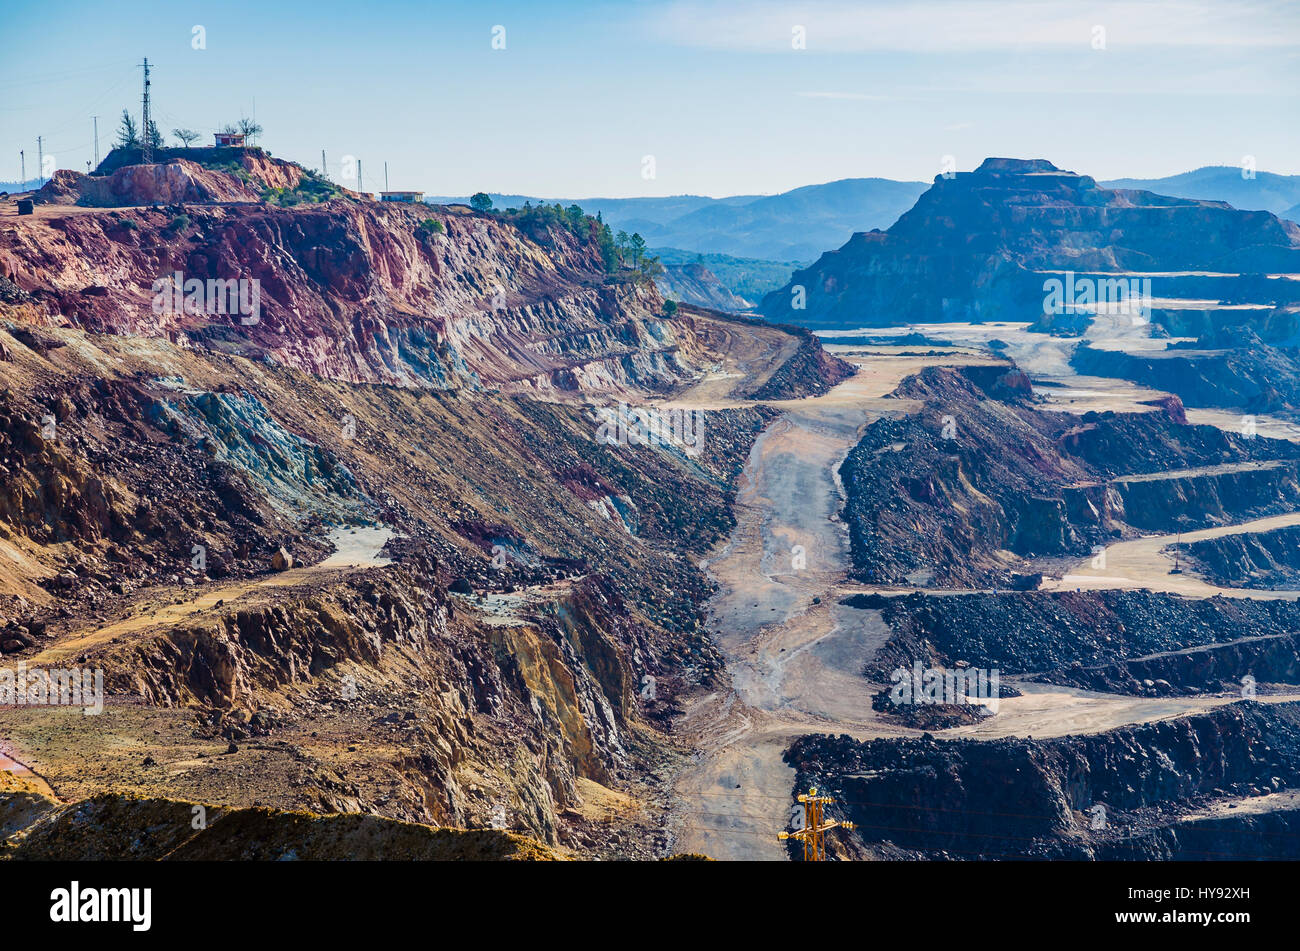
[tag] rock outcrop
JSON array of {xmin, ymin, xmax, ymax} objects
[
  {"xmin": 3, "ymin": 198, "xmax": 712, "ymax": 395},
  {"xmin": 1183, "ymin": 524, "xmax": 1300, "ymax": 590},
  {"xmin": 1073, "ymin": 340, "xmax": 1300, "ymax": 415},
  {"xmin": 759, "ymin": 157, "xmax": 1300, "ymax": 329},
  {"xmin": 859, "ymin": 588, "xmax": 1300, "ymax": 692},
  {"xmin": 36, "ymin": 160, "xmax": 265, "ymax": 207}
]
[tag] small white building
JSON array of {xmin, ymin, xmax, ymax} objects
[
  {"xmin": 213, "ymin": 132, "xmax": 246, "ymax": 147},
  {"xmin": 380, "ymin": 191, "xmax": 424, "ymax": 203}
]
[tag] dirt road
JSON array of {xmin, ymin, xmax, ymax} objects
[
  {"xmin": 27, "ymin": 526, "xmax": 393, "ymax": 665},
  {"xmin": 667, "ymin": 354, "xmax": 1003, "ymax": 859},
  {"xmin": 668, "ymin": 344, "xmax": 1300, "ymax": 860},
  {"xmin": 1041, "ymin": 510, "xmax": 1300, "ymax": 600}
]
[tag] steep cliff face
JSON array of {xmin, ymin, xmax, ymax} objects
[
  {"xmin": 1, "ymin": 198, "xmax": 699, "ymax": 394},
  {"xmin": 1073, "ymin": 340, "xmax": 1300, "ymax": 415},
  {"xmin": 760, "ymin": 157, "xmax": 1300, "ymax": 328}
]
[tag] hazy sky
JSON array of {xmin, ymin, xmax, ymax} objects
[{"xmin": 2, "ymin": 0, "xmax": 1297, "ymax": 196}]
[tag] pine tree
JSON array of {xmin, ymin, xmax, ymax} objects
[{"xmin": 115, "ymin": 109, "xmax": 139, "ymax": 149}]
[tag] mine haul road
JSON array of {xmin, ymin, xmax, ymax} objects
[{"xmin": 667, "ymin": 345, "xmax": 1300, "ymax": 861}]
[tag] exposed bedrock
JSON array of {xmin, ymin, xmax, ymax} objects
[
  {"xmin": 1, "ymin": 198, "xmax": 692, "ymax": 394},
  {"xmin": 1110, "ymin": 461, "xmax": 1300, "ymax": 532},
  {"xmin": 1040, "ymin": 630, "xmax": 1300, "ymax": 697},
  {"xmin": 1072, "ymin": 341, "xmax": 1300, "ymax": 416}
]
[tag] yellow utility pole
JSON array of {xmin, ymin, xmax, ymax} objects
[{"xmin": 779, "ymin": 787, "xmax": 854, "ymax": 861}]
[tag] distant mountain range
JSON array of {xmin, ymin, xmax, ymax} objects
[
  {"xmin": 430, "ymin": 166, "xmax": 1300, "ymax": 269},
  {"xmin": 427, "ymin": 178, "xmax": 929, "ymax": 261},
  {"xmin": 1099, "ymin": 166, "xmax": 1300, "ymax": 217},
  {"xmin": 0, "ymin": 178, "xmax": 44, "ymax": 194}
]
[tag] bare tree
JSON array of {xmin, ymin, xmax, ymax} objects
[{"xmin": 236, "ymin": 117, "xmax": 264, "ymax": 143}]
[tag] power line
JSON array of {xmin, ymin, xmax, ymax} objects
[
  {"xmin": 778, "ymin": 787, "xmax": 854, "ymax": 861},
  {"xmin": 0, "ymin": 61, "xmax": 130, "ymax": 89}
]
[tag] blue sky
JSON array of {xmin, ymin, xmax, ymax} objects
[{"xmin": 2, "ymin": 0, "xmax": 1297, "ymax": 196}]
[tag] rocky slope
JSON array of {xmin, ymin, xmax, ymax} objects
[
  {"xmin": 0, "ymin": 323, "xmax": 784, "ymax": 851},
  {"xmin": 33, "ymin": 146, "xmax": 326, "ymax": 209},
  {"xmin": 838, "ymin": 364, "xmax": 1299, "ymax": 586},
  {"xmin": 1, "ymin": 195, "xmax": 705, "ymax": 394},
  {"xmin": 1073, "ymin": 338, "xmax": 1300, "ymax": 416},
  {"xmin": 855, "ymin": 588, "xmax": 1300, "ymax": 695},
  {"xmin": 657, "ymin": 261, "xmax": 750, "ymax": 311},
  {"xmin": 1, "ymin": 788, "xmax": 562, "ymax": 860},
  {"xmin": 759, "ymin": 157, "xmax": 1300, "ymax": 329},
  {"xmin": 0, "ymin": 162, "xmax": 850, "ymax": 858},
  {"xmin": 1183, "ymin": 524, "xmax": 1300, "ymax": 590},
  {"xmin": 786, "ymin": 702, "xmax": 1300, "ymax": 860}
]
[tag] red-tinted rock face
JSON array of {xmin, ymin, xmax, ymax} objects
[
  {"xmin": 760, "ymin": 157, "xmax": 1300, "ymax": 328},
  {"xmin": 36, "ymin": 160, "xmax": 267, "ymax": 206},
  {"xmin": 1, "ymin": 198, "xmax": 698, "ymax": 393}
]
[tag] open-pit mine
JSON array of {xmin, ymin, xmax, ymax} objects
[{"xmin": 2, "ymin": 142, "xmax": 1300, "ymax": 877}]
